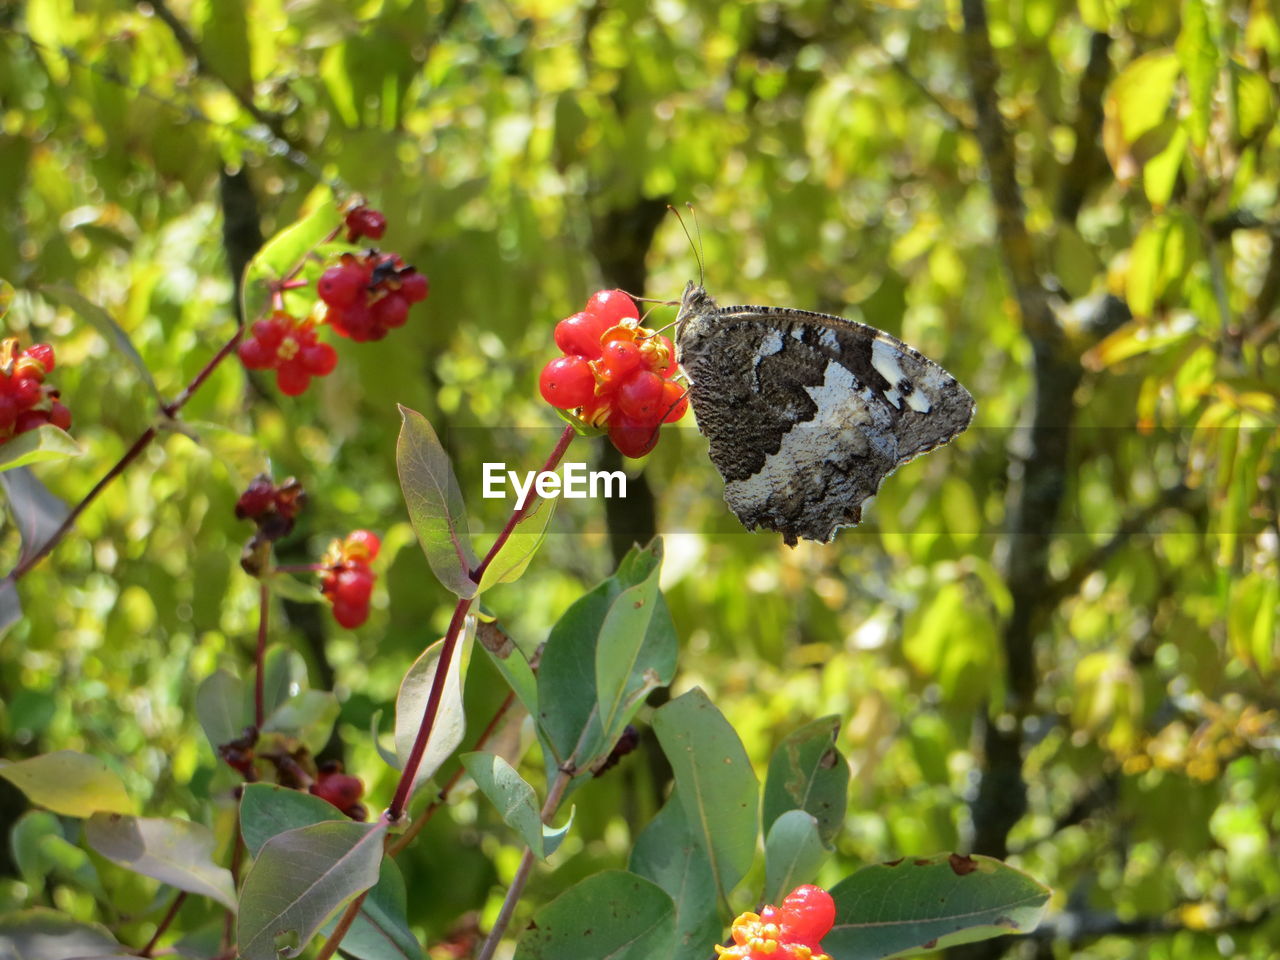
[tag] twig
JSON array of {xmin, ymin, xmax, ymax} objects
[
  {"xmin": 314, "ymin": 890, "xmax": 370, "ymax": 960},
  {"xmin": 1057, "ymin": 32, "xmax": 1113, "ymax": 224},
  {"xmin": 138, "ymin": 891, "xmax": 187, "ymax": 957}
]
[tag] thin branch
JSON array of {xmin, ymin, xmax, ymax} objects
[
  {"xmin": 138, "ymin": 891, "xmax": 187, "ymax": 957},
  {"xmin": 852, "ymin": 13, "xmax": 973, "ymax": 132},
  {"xmin": 1057, "ymin": 31, "xmax": 1112, "ymax": 224}
]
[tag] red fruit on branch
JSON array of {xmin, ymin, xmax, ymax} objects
[
  {"xmin": 238, "ymin": 312, "xmax": 340, "ymax": 396},
  {"xmin": 0, "ymin": 339, "xmax": 72, "ymax": 445},
  {"xmin": 715, "ymin": 886, "xmax": 835, "ymax": 960},
  {"xmin": 319, "ymin": 530, "xmax": 381, "ymax": 629},
  {"xmin": 539, "ymin": 356, "xmax": 595, "ymax": 409},
  {"xmin": 343, "ymin": 204, "xmax": 388, "ymax": 243}
]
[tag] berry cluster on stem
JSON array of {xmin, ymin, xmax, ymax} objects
[
  {"xmin": 716, "ymin": 885, "xmax": 836, "ymax": 960},
  {"xmin": 319, "ymin": 529, "xmax": 381, "ymax": 628},
  {"xmin": 0, "ymin": 339, "xmax": 71, "ymax": 442},
  {"xmin": 539, "ymin": 289, "xmax": 688, "ymax": 458}
]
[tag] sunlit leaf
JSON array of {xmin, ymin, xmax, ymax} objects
[
  {"xmin": 395, "ymin": 405, "xmax": 478, "ymax": 598},
  {"xmin": 0, "ymin": 425, "xmax": 81, "ymax": 473},
  {"xmin": 762, "ymin": 716, "xmax": 848, "ymax": 847},
  {"xmin": 240, "ymin": 188, "xmax": 338, "ymax": 322},
  {"xmin": 85, "ymin": 813, "xmax": 237, "ymax": 909},
  {"xmin": 0, "ymin": 751, "xmax": 133, "ymax": 817},
  {"xmin": 475, "ymin": 496, "xmax": 557, "ymax": 595},
  {"xmin": 1103, "ymin": 50, "xmax": 1181, "ymax": 182},
  {"xmin": 394, "ymin": 620, "xmax": 473, "ymax": 798},
  {"xmin": 461, "ymin": 751, "xmax": 572, "ymax": 858}
]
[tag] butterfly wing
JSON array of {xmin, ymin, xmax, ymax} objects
[{"xmin": 676, "ymin": 288, "xmax": 975, "ymax": 545}]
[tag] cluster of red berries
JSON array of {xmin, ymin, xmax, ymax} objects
[
  {"xmin": 344, "ymin": 204, "xmax": 387, "ymax": 243},
  {"xmin": 319, "ymin": 530, "xmax": 380, "ymax": 628},
  {"xmin": 235, "ymin": 474, "xmax": 306, "ymax": 542},
  {"xmin": 0, "ymin": 339, "xmax": 71, "ymax": 443},
  {"xmin": 716, "ymin": 885, "xmax": 836, "ymax": 960},
  {"xmin": 538, "ymin": 290, "xmax": 688, "ymax": 458},
  {"xmin": 310, "ymin": 760, "xmax": 367, "ymax": 820},
  {"xmin": 318, "ymin": 252, "xmax": 429, "ymax": 342},
  {"xmin": 237, "ymin": 312, "xmax": 338, "ymax": 396}
]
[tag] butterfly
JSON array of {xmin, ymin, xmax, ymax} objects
[{"xmin": 674, "ymin": 281, "xmax": 975, "ymax": 545}]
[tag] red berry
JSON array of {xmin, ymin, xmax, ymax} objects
[
  {"xmin": 608, "ymin": 417, "xmax": 660, "ymax": 458},
  {"xmin": 318, "ymin": 263, "xmax": 366, "ymax": 308},
  {"xmin": 599, "ymin": 339, "xmax": 644, "ymax": 382},
  {"xmin": 311, "ymin": 771, "xmax": 365, "ymax": 810},
  {"xmin": 338, "ymin": 304, "xmax": 376, "ymax": 341},
  {"xmin": 345, "ymin": 530, "xmax": 381, "ymax": 562},
  {"xmin": 14, "ymin": 409, "xmax": 49, "ymax": 435},
  {"xmin": 301, "ymin": 342, "xmax": 338, "ymax": 376},
  {"xmin": 554, "ymin": 312, "xmax": 607, "ymax": 359},
  {"xmin": 399, "ymin": 271, "xmax": 429, "ymax": 303},
  {"xmin": 372, "ymin": 293, "xmax": 409, "ymax": 329},
  {"xmin": 252, "ymin": 316, "xmax": 287, "ymax": 349},
  {"xmin": 0, "ymin": 394, "xmax": 16, "ymax": 430},
  {"xmin": 777, "ymin": 885, "xmax": 836, "ymax": 946},
  {"xmin": 48, "ymin": 401, "xmax": 71, "ymax": 431},
  {"xmin": 24, "ymin": 344, "xmax": 54, "ymax": 373},
  {"xmin": 617, "ymin": 370, "xmax": 665, "ymax": 421},
  {"xmin": 661, "ymin": 380, "xmax": 689, "ymax": 422},
  {"xmin": 238, "ymin": 337, "xmax": 274, "ymax": 370},
  {"xmin": 331, "ymin": 599, "xmax": 369, "ymax": 629},
  {"xmin": 11, "ymin": 377, "xmax": 41, "ymax": 408},
  {"xmin": 584, "ymin": 289, "xmax": 640, "ymax": 326},
  {"xmin": 276, "ymin": 365, "xmax": 311, "ymax": 396},
  {"xmin": 539, "ymin": 356, "xmax": 596, "ymax": 409},
  {"xmin": 335, "ymin": 567, "xmax": 375, "ymax": 606},
  {"xmin": 345, "ymin": 206, "xmax": 387, "ymax": 242},
  {"xmin": 236, "ymin": 478, "xmax": 275, "ymax": 520}
]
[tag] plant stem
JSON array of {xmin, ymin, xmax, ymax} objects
[
  {"xmin": 474, "ymin": 766, "xmax": 575, "ymax": 960},
  {"xmin": 314, "ymin": 890, "xmax": 370, "ymax": 960},
  {"xmin": 9, "ymin": 326, "xmax": 245, "ymax": 582},
  {"xmin": 139, "ymin": 891, "xmax": 187, "ymax": 957},
  {"xmin": 470, "ymin": 425, "xmax": 575, "ymax": 584},
  {"xmin": 254, "ymin": 579, "xmax": 270, "ymax": 728},
  {"xmin": 386, "ymin": 597, "xmax": 474, "ymax": 819}
]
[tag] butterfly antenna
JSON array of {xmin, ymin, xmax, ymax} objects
[
  {"xmin": 668, "ymin": 204, "xmax": 704, "ymax": 286},
  {"xmin": 686, "ymin": 202, "xmax": 706, "ymax": 286}
]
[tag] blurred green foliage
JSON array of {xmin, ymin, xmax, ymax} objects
[{"xmin": 0, "ymin": 0, "xmax": 1277, "ymax": 957}]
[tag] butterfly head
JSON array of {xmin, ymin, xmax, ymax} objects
[{"xmin": 674, "ymin": 281, "xmax": 718, "ymax": 345}]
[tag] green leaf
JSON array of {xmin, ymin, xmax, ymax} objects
[
  {"xmin": 538, "ymin": 541, "xmax": 677, "ymax": 774},
  {"xmin": 0, "ymin": 425, "xmax": 81, "ymax": 473},
  {"xmin": 39, "ymin": 284, "xmax": 163, "ymax": 404},
  {"xmin": 84, "ymin": 812, "xmax": 237, "ymax": 909},
  {"xmin": 595, "ymin": 539, "xmax": 673, "ymax": 749},
  {"xmin": 0, "ymin": 751, "xmax": 133, "ymax": 817},
  {"xmin": 395, "ymin": 405, "xmax": 478, "ymax": 598},
  {"xmin": 1103, "ymin": 50, "xmax": 1180, "ymax": 182},
  {"xmin": 267, "ymin": 572, "xmax": 324, "ymax": 604},
  {"xmin": 240, "ymin": 783, "xmax": 344, "ymax": 856},
  {"xmin": 0, "ymin": 467, "xmax": 69, "ymax": 568},
  {"xmin": 824, "ymin": 854, "xmax": 1051, "ymax": 959},
  {"xmin": 762, "ymin": 715, "xmax": 848, "ymax": 847},
  {"xmin": 195, "ymin": 669, "xmax": 251, "ymax": 752},
  {"xmin": 236, "ymin": 820, "xmax": 387, "ymax": 960},
  {"xmin": 764, "ymin": 810, "xmax": 828, "ymax": 904},
  {"xmin": 653, "ymin": 688, "xmax": 758, "ymax": 905},
  {"xmin": 261, "ymin": 646, "xmax": 310, "ymax": 718},
  {"xmin": 461, "ymin": 752, "xmax": 572, "ymax": 858},
  {"xmin": 0, "ymin": 908, "xmax": 121, "ymax": 960},
  {"xmin": 1142, "ymin": 124, "xmax": 1187, "ymax": 210},
  {"xmin": 1228, "ymin": 573, "xmax": 1278, "ymax": 675},
  {"xmin": 629, "ymin": 789, "xmax": 721, "ymax": 960},
  {"xmin": 394, "ymin": 621, "xmax": 473, "ymax": 798},
  {"xmin": 1177, "ymin": 0, "xmax": 1220, "ymax": 150},
  {"xmin": 1231, "ymin": 62, "xmax": 1274, "ymax": 141},
  {"xmin": 475, "ymin": 496, "xmax": 557, "ymax": 594},
  {"xmin": 241, "ymin": 188, "xmax": 338, "ymax": 322},
  {"xmin": 262, "ymin": 690, "xmax": 340, "ymax": 755},
  {"xmin": 513, "ymin": 870, "xmax": 675, "ymax": 960},
  {"xmin": 11, "ymin": 811, "xmax": 106, "ymax": 902},
  {"xmin": 0, "ymin": 578, "xmax": 21, "ymax": 635},
  {"xmin": 476, "ymin": 619, "xmax": 539, "ymax": 718},
  {"xmin": 239, "ymin": 785, "xmax": 422, "ymax": 960},
  {"xmin": 903, "ymin": 583, "xmax": 1003, "ymax": 711}
]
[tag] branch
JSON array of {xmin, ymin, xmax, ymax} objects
[
  {"xmin": 959, "ymin": 0, "xmax": 1061, "ymax": 347},
  {"xmin": 1057, "ymin": 32, "xmax": 1112, "ymax": 223}
]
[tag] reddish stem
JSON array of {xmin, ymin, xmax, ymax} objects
[
  {"xmin": 386, "ymin": 597, "xmax": 474, "ymax": 820},
  {"xmin": 9, "ymin": 326, "xmax": 246, "ymax": 582},
  {"xmin": 139, "ymin": 890, "xmax": 187, "ymax": 957},
  {"xmin": 254, "ymin": 579, "xmax": 269, "ymax": 728},
  {"xmin": 470, "ymin": 424, "xmax": 575, "ymax": 584}
]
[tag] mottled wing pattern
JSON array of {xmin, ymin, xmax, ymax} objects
[{"xmin": 675, "ymin": 282, "xmax": 975, "ymax": 545}]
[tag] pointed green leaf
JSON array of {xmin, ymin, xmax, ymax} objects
[
  {"xmin": 476, "ymin": 620, "xmax": 539, "ymax": 719},
  {"xmin": 240, "ymin": 189, "xmax": 338, "ymax": 322},
  {"xmin": 762, "ymin": 716, "xmax": 848, "ymax": 847},
  {"xmin": 0, "ymin": 425, "xmax": 81, "ymax": 473},
  {"xmin": 40, "ymin": 284, "xmax": 162, "ymax": 404},
  {"xmin": 262, "ymin": 690, "xmax": 340, "ymax": 755},
  {"xmin": 84, "ymin": 813, "xmax": 236, "ymax": 909},
  {"xmin": 653, "ymin": 688, "xmax": 758, "ymax": 905},
  {"xmin": 195, "ymin": 669, "xmax": 251, "ymax": 752},
  {"xmin": 0, "ymin": 467, "xmax": 70, "ymax": 567},
  {"xmin": 629, "ymin": 789, "xmax": 720, "ymax": 960},
  {"xmin": 764, "ymin": 810, "xmax": 827, "ymax": 904},
  {"xmin": 239, "ymin": 784, "xmax": 344, "ymax": 857},
  {"xmin": 394, "ymin": 622, "xmax": 473, "ymax": 797},
  {"xmin": 396, "ymin": 405, "xmax": 478, "ymax": 598},
  {"xmin": 236, "ymin": 820, "xmax": 387, "ymax": 960},
  {"xmin": 0, "ymin": 751, "xmax": 133, "ymax": 817},
  {"xmin": 461, "ymin": 752, "xmax": 572, "ymax": 858},
  {"xmin": 476, "ymin": 496, "xmax": 557, "ymax": 594},
  {"xmin": 513, "ymin": 870, "xmax": 675, "ymax": 960},
  {"xmin": 824, "ymin": 854, "xmax": 1051, "ymax": 959}
]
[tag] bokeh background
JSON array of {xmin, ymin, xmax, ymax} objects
[{"xmin": 2, "ymin": 0, "xmax": 1278, "ymax": 957}]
